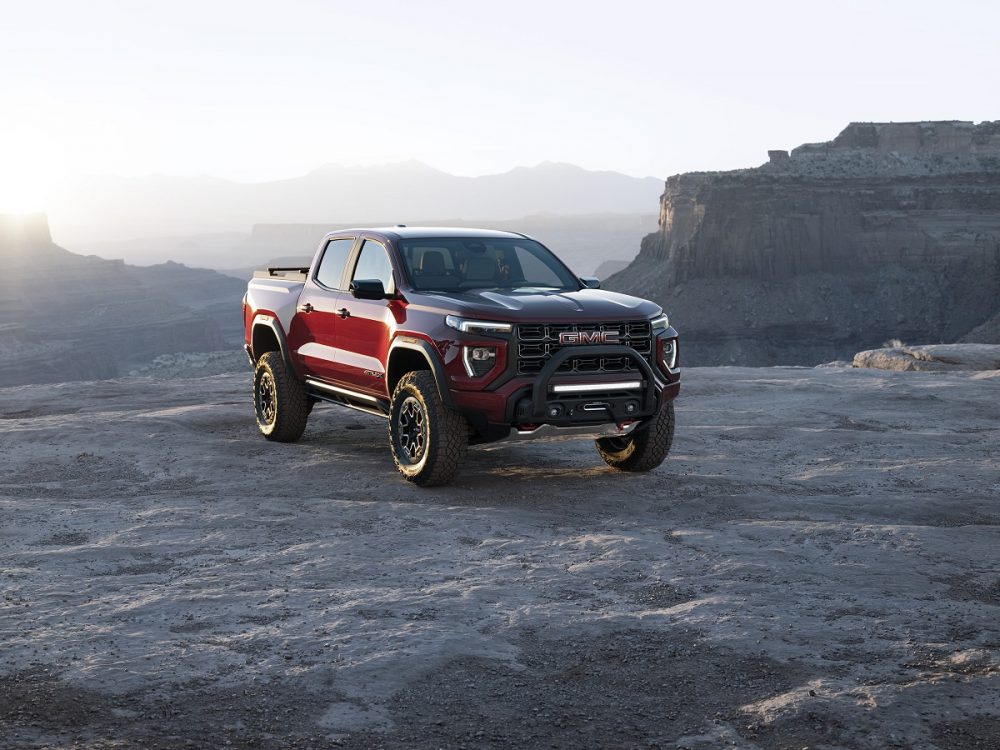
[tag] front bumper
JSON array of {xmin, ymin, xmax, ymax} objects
[{"xmin": 450, "ymin": 342, "xmax": 680, "ymax": 444}]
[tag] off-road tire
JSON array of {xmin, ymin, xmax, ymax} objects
[
  {"xmin": 389, "ymin": 371, "xmax": 468, "ymax": 486},
  {"xmin": 253, "ymin": 351, "xmax": 309, "ymax": 442},
  {"xmin": 595, "ymin": 401, "xmax": 674, "ymax": 472}
]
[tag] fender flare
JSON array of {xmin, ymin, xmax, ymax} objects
[
  {"xmin": 251, "ymin": 315, "xmax": 297, "ymax": 375},
  {"xmin": 387, "ymin": 337, "xmax": 454, "ymax": 408}
]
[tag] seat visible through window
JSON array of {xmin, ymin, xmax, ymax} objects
[
  {"xmin": 463, "ymin": 255, "xmax": 498, "ymax": 285},
  {"xmin": 414, "ymin": 250, "xmax": 456, "ymax": 289}
]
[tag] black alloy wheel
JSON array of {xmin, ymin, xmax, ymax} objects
[
  {"xmin": 388, "ymin": 370, "xmax": 468, "ymax": 486},
  {"xmin": 256, "ymin": 370, "xmax": 277, "ymax": 425},
  {"xmin": 395, "ymin": 396, "xmax": 428, "ymax": 465}
]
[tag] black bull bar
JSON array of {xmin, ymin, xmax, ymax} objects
[{"xmin": 527, "ymin": 345, "xmax": 660, "ymax": 421}]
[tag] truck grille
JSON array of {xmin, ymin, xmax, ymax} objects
[{"xmin": 516, "ymin": 321, "xmax": 653, "ymax": 376}]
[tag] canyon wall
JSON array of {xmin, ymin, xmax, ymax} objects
[
  {"xmin": 608, "ymin": 121, "xmax": 1000, "ymax": 365},
  {"xmin": 0, "ymin": 214, "xmax": 242, "ymax": 386}
]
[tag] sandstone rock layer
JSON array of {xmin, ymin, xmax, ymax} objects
[{"xmin": 608, "ymin": 122, "xmax": 1000, "ymax": 365}]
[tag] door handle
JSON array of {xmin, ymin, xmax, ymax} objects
[
  {"xmin": 297, "ymin": 302, "xmax": 314, "ymax": 313},
  {"xmin": 337, "ymin": 308, "xmax": 351, "ymax": 319}
]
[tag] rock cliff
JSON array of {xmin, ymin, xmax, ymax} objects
[
  {"xmin": 607, "ymin": 121, "xmax": 1000, "ymax": 365},
  {"xmin": 0, "ymin": 214, "xmax": 239, "ymax": 386}
]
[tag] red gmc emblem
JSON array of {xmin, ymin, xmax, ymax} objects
[{"xmin": 558, "ymin": 330, "xmax": 620, "ymax": 345}]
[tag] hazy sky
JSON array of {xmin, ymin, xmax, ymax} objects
[{"xmin": 2, "ymin": 0, "xmax": 998, "ymax": 210}]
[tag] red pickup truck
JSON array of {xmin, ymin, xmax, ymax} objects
[{"xmin": 243, "ymin": 227, "xmax": 680, "ymax": 486}]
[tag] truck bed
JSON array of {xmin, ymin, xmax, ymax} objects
[{"xmin": 246, "ymin": 272, "xmax": 307, "ymax": 331}]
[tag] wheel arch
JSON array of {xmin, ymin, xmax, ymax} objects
[
  {"xmin": 251, "ymin": 315, "xmax": 297, "ymax": 374},
  {"xmin": 387, "ymin": 338, "xmax": 454, "ymax": 407}
]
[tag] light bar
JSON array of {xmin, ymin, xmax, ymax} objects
[
  {"xmin": 551, "ymin": 381, "xmax": 642, "ymax": 394},
  {"xmin": 445, "ymin": 315, "xmax": 512, "ymax": 334}
]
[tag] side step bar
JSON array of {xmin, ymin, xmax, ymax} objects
[{"xmin": 305, "ymin": 379, "xmax": 390, "ymax": 419}]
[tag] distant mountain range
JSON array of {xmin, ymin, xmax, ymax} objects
[
  {"xmin": 52, "ymin": 161, "xmax": 663, "ymax": 246},
  {"xmin": 216, "ymin": 213, "xmax": 657, "ymax": 281},
  {"xmin": 72, "ymin": 213, "xmax": 656, "ymax": 279}
]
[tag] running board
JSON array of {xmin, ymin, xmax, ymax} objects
[{"xmin": 305, "ymin": 379, "xmax": 390, "ymax": 419}]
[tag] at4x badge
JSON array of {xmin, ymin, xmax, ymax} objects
[{"xmin": 558, "ymin": 330, "xmax": 620, "ymax": 345}]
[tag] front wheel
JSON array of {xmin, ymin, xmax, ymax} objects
[
  {"xmin": 389, "ymin": 371, "xmax": 468, "ymax": 486},
  {"xmin": 596, "ymin": 401, "xmax": 675, "ymax": 472}
]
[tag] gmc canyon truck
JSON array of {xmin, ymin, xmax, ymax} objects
[{"xmin": 243, "ymin": 227, "xmax": 680, "ymax": 486}]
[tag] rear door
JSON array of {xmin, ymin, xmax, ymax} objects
[
  {"xmin": 288, "ymin": 236, "xmax": 356, "ymax": 382},
  {"xmin": 333, "ymin": 237, "xmax": 396, "ymax": 396}
]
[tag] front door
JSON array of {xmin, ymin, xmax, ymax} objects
[
  {"xmin": 334, "ymin": 238, "xmax": 395, "ymax": 396},
  {"xmin": 287, "ymin": 236, "xmax": 356, "ymax": 382}
]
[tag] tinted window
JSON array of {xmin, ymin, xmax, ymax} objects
[
  {"xmin": 352, "ymin": 240, "xmax": 394, "ymax": 291},
  {"xmin": 315, "ymin": 238, "xmax": 355, "ymax": 289},
  {"xmin": 513, "ymin": 245, "xmax": 564, "ymax": 287},
  {"xmin": 398, "ymin": 237, "xmax": 578, "ymax": 291}
]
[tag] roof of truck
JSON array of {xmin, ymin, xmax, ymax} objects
[{"xmin": 329, "ymin": 226, "xmax": 529, "ymax": 241}]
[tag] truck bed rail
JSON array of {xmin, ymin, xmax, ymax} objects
[{"xmin": 254, "ymin": 267, "xmax": 310, "ymax": 281}]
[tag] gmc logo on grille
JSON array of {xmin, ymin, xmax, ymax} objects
[{"xmin": 558, "ymin": 331, "xmax": 620, "ymax": 345}]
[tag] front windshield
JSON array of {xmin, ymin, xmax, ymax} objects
[{"xmin": 398, "ymin": 237, "xmax": 580, "ymax": 292}]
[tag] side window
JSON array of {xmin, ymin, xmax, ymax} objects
[
  {"xmin": 352, "ymin": 240, "xmax": 394, "ymax": 291},
  {"xmin": 315, "ymin": 238, "xmax": 355, "ymax": 289}
]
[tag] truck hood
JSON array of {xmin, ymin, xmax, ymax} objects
[{"xmin": 406, "ymin": 287, "xmax": 661, "ymax": 322}]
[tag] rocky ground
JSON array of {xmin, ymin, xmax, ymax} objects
[{"xmin": 1, "ymin": 366, "xmax": 998, "ymax": 749}]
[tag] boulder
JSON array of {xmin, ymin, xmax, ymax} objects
[{"xmin": 853, "ymin": 343, "xmax": 1000, "ymax": 371}]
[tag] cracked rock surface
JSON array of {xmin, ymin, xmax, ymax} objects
[{"xmin": 1, "ymin": 366, "xmax": 998, "ymax": 748}]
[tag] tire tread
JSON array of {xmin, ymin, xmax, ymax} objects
[
  {"xmin": 255, "ymin": 351, "xmax": 309, "ymax": 442},
  {"xmin": 596, "ymin": 401, "xmax": 674, "ymax": 472},
  {"xmin": 390, "ymin": 371, "xmax": 467, "ymax": 486}
]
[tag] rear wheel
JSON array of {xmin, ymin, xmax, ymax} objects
[
  {"xmin": 254, "ymin": 351, "xmax": 309, "ymax": 442},
  {"xmin": 596, "ymin": 401, "xmax": 674, "ymax": 472},
  {"xmin": 389, "ymin": 371, "xmax": 467, "ymax": 486}
]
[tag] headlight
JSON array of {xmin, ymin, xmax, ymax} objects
[
  {"xmin": 657, "ymin": 337, "xmax": 678, "ymax": 372},
  {"xmin": 650, "ymin": 313, "xmax": 669, "ymax": 332},
  {"xmin": 445, "ymin": 315, "xmax": 512, "ymax": 334}
]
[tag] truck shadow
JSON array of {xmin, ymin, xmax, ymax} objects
[
  {"xmin": 261, "ymin": 409, "xmax": 681, "ymax": 506},
  {"xmin": 305, "ymin": 412, "xmax": 636, "ymax": 478},
  {"xmin": 416, "ymin": 441, "xmax": 677, "ymax": 505}
]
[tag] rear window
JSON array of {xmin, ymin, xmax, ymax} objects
[{"xmin": 315, "ymin": 238, "xmax": 355, "ymax": 289}]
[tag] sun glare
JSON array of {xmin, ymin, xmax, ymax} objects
[{"xmin": 0, "ymin": 135, "xmax": 63, "ymax": 214}]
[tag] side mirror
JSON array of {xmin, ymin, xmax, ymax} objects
[
  {"xmin": 580, "ymin": 276, "xmax": 601, "ymax": 289},
  {"xmin": 350, "ymin": 279, "xmax": 388, "ymax": 300}
]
